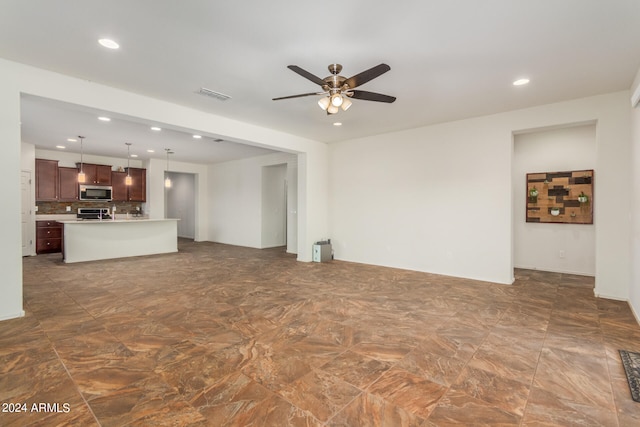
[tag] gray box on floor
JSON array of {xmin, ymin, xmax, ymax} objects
[{"xmin": 312, "ymin": 243, "xmax": 332, "ymax": 262}]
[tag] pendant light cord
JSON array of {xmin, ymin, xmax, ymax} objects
[{"xmin": 79, "ymin": 136, "xmax": 84, "ymax": 171}]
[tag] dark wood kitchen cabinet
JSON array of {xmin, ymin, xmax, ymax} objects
[
  {"xmin": 125, "ymin": 167, "xmax": 146, "ymax": 202},
  {"xmin": 36, "ymin": 220, "xmax": 63, "ymax": 254},
  {"xmin": 58, "ymin": 166, "xmax": 79, "ymax": 201},
  {"xmin": 76, "ymin": 163, "xmax": 112, "ymax": 185},
  {"xmin": 111, "ymin": 171, "xmax": 128, "ymax": 201},
  {"xmin": 35, "ymin": 159, "xmax": 59, "ymax": 201}
]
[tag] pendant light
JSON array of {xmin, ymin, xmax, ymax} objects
[
  {"xmin": 77, "ymin": 136, "xmax": 86, "ymax": 183},
  {"xmin": 125, "ymin": 143, "xmax": 132, "ymax": 186},
  {"xmin": 164, "ymin": 148, "xmax": 173, "ymax": 188}
]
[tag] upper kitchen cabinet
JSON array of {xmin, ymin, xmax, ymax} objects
[
  {"xmin": 35, "ymin": 159, "xmax": 59, "ymax": 201},
  {"xmin": 111, "ymin": 171, "xmax": 128, "ymax": 201},
  {"xmin": 58, "ymin": 167, "xmax": 79, "ymax": 201},
  {"xmin": 76, "ymin": 163, "xmax": 112, "ymax": 185},
  {"xmin": 125, "ymin": 167, "xmax": 146, "ymax": 202}
]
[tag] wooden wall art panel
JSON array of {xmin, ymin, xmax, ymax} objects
[{"xmin": 526, "ymin": 169, "xmax": 593, "ymax": 224}]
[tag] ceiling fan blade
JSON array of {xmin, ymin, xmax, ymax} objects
[
  {"xmin": 343, "ymin": 64, "xmax": 391, "ymax": 89},
  {"xmin": 349, "ymin": 90, "xmax": 396, "ymax": 103},
  {"xmin": 287, "ymin": 65, "xmax": 327, "ymax": 87},
  {"xmin": 272, "ymin": 92, "xmax": 324, "ymax": 101}
]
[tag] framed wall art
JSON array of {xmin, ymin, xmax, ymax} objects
[{"xmin": 526, "ymin": 169, "xmax": 593, "ymax": 224}]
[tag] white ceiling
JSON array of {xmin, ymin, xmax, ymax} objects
[
  {"xmin": 3, "ymin": 0, "xmax": 640, "ymax": 163},
  {"xmin": 19, "ymin": 95, "xmax": 280, "ymax": 164}
]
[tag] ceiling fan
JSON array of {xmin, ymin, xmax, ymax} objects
[{"xmin": 273, "ymin": 63, "xmax": 396, "ymax": 114}]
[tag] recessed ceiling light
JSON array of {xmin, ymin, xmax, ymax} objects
[
  {"xmin": 98, "ymin": 116, "xmax": 111, "ymax": 122},
  {"xmin": 147, "ymin": 149, "xmax": 155, "ymax": 153},
  {"xmin": 192, "ymin": 134, "xmax": 202, "ymax": 139},
  {"xmin": 130, "ymin": 154, "xmax": 138, "ymax": 158},
  {"xmin": 67, "ymin": 138, "xmax": 77, "ymax": 142},
  {"xmin": 56, "ymin": 145, "xmax": 66, "ymax": 149},
  {"xmin": 98, "ymin": 38, "xmax": 119, "ymax": 49},
  {"xmin": 513, "ymin": 78, "xmax": 530, "ymax": 86},
  {"xmin": 333, "ymin": 122, "xmax": 342, "ymax": 126},
  {"xmin": 150, "ymin": 126, "xmax": 161, "ymax": 131}
]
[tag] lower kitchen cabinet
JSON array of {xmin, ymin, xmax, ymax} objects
[{"xmin": 36, "ymin": 220, "xmax": 63, "ymax": 254}]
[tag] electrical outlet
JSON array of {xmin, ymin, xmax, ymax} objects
[
  {"xmin": 66, "ymin": 206, "xmax": 71, "ymax": 212},
  {"xmin": 559, "ymin": 250, "xmax": 565, "ymax": 258}
]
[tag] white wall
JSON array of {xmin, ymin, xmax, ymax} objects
[
  {"xmin": 630, "ymin": 68, "xmax": 640, "ymax": 321},
  {"xmin": 513, "ymin": 124, "xmax": 596, "ymax": 275},
  {"xmin": 209, "ymin": 152, "xmax": 298, "ymax": 252},
  {"xmin": 0, "ymin": 85, "xmax": 23, "ymax": 320},
  {"xmin": 330, "ymin": 117, "xmax": 512, "ymax": 283},
  {"xmin": 330, "ymin": 91, "xmax": 631, "ymax": 295},
  {"xmin": 166, "ymin": 172, "xmax": 196, "ymax": 239},
  {"xmin": 286, "ymin": 161, "xmax": 298, "ymax": 253},
  {"xmin": 261, "ymin": 164, "xmax": 287, "ymax": 248}
]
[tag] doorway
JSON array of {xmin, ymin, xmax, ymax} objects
[
  {"xmin": 165, "ymin": 171, "xmax": 196, "ymax": 239},
  {"xmin": 261, "ymin": 164, "xmax": 287, "ymax": 249},
  {"xmin": 21, "ymin": 170, "xmax": 34, "ymax": 256}
]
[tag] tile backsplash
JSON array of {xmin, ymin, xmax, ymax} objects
[{"xmin": 36, "ymin": 201, "xmax": 143, "ymax": 215}]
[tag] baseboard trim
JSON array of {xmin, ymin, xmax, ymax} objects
[
  {"xmin": 514, "ymin": 265, "xmax": 595, "ymax": 277},
  {"xmin": 627, "ymin": 300, "xmax": 640, "ymax": 326},
  {"xmin": 0, "ymin": 310, "xmax": 25, "ymax": 322}
]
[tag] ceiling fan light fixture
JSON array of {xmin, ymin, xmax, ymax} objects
[
  {"xmin": 330, "ymin": 94, "xmax": 343, "ymax": 107},
  {"xmin": 341, "ymin": 97, "xmax": 352, "ymax": 111},
  {"xmin": 318, "ymin": 97, "xmax": 330, "ymax": 110},
  {"xmin": 275, "ymin": 63, "xmax": 395, "ymax": 115}
]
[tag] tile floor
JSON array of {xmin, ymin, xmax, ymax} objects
[{"xmin": 1, "ymin": 240, "xmax": 640, "ymax": 426}]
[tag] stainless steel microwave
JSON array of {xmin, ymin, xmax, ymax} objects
[{"xmin": 79, "ymin": 185, "xmax": 112, "ymax": 201}]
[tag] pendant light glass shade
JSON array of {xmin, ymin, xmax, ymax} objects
[
  {"xmin": 318, "ymin": 97, "xmax": 330, "ymax": 111},
  {"xmin": 78, "ymin": 136, "xmax": 86, "ymax": 183},
  {"xmin": 341, "ymin": 97, "xmax": 352, "ymax": 111},
  {"xmin": 327, "ymin": 104, "xmax": 339, "ymax": 114},
  {"xmin": 330, "ymin": 93, "xmax": 343, "ymax": 107},
  {"xmin": 164, "ymin": 148, "xmax": 173, "ymax": 188}
]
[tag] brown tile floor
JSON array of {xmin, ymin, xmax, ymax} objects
[{"xmin": 2, "ymin": 240, "xmax": 639, "ymax": 425}]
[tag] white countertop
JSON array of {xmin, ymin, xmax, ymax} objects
[
  {"xmin": 36, "ymin": 214, "xmax": 76, "ymax": 221},
  {"xmin": 58, "ymin": 217, "xmax": 178, "ymax": 224}
]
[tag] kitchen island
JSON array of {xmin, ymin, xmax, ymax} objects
[{"xmin": 59, "ymin": 218, "xmax": 179, "ymax": 263}]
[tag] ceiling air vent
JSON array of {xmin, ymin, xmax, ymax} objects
[{"xmin": 197, "ymin": 87, "xmax": 231, "ymax": 101}]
